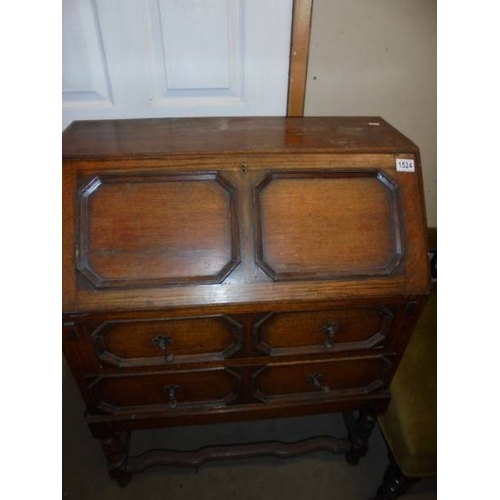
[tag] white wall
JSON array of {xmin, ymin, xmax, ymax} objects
[{"xmin": 305, "ymin": 0, "xmax": 436, "ymax": 227}]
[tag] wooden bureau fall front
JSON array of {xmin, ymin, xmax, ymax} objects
[{"xmin": 62, "ymin": 117, "xmax": 431, "ymax": 485}]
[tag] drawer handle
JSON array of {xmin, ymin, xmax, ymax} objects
[
  {"xmin": 153, "ymin": 334, "xmax": 175, "ymax": 363},
  {"xmin": 307, "ymin": 373, "xmax": 330, "ymax": 394},
  {"xmin": 163, "ymin": 384, "xmax": 179, "ymax": 409},
  {"xmin": 322, "ymin": 323, "xmax": 338, "ymax": 349}
]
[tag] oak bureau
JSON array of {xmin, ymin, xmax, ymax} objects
[{"xmin": 62, "ymin": 117, "xmax": 431, "ymax": 486}]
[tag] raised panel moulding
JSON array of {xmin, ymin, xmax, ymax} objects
[
  {"xmin": 250, "ymin": 356, "xmax": 392, "ymax": 404},
  {"xmin": 253, "ymin": 170, "xmax": 404, "ymax": 281},
  {"xmin": 76, "ymin": 171, "xmax": 240, "ymax": 289},
  {"xmin": 253, "ymin": 306, "xmax": 394, "ymax": 356},
  {"xmin": 62, "ymin": 0, "xmax": 113, "ymax": 108},
  {"xmin": 144, "ymin": 0, "xmax": 244, "ymax": 107},
  {"xmin": 90, "ymin": 368, "xmax": 241, "ymax": 414},
  {"xmin": 90, "ymin": 315, "xmax": 244, "ymax": 368}
]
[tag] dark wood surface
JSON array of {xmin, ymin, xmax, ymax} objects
[
  {"xmin": 254, "ymin": 169, "xmax": 403, "ymax": 280},
  {"xmin": 126, "ymin": 435, "xmax": 351, "ymax": 472},
  {"xmin": 252, "ymin": 355, "xmax": 392, "ymax": 404},
  {"xmin": 91, "ymin": 314, "xmax": 243, "ymax": 368},
  {"xmin": 62, "ymin": 117, "xmax": 430, "ymax": 484},
  {"xmin": 62, "ymin": 116, "xmax": 418, "ymax": 158},
  {"xmin": 344, "ymin": 408, "xmax": 378, "ymax": 465},
  {"xmin": 254, "ymin": 305, "xmax": 394, "ymax": 356},
  {"xmin": 77, "ymin": 172, "xmax": 239, "ymax": 289}
]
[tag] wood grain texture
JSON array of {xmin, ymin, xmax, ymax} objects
[
  {"xmin": 254, "ymin": 305, "xmax": 394, "ymax": 356},
  {"xmin": 77, "ymin": 171, "xmax": 240, "ymax": 288},
  {"xmin": 62, "ymin": 117, "xmax": 418, "ymax": 158},
  {"xmin": 62, "ymin": 165, "xmax": 77, "ymax": 311},
  {"xmin": 62, "ymin": 118, "xmax": 428, "ymax": 314},
  {"xmin": 252, "ymin": 355, "xmax": 392, "ymax": 404},
  {"xmin": 88, "ymin": 367, "xmax": 241, "ymax": 414},
  {"xmin": 90, "ymin": 315, "xmax": 243, "ymax": 368},
  {"xmin": 254, "ymin": 170, "xmax": 403, "ymax": 280},
  {"xmin": 86, "ymin": 392, "xmax": 391, "ymax": 433}
]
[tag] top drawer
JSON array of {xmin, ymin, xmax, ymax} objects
[
  {"xmin": 254, "ymin": 305, "xmax": 394, "ymax": 356},
  {"xmin": 91, "ymin": 315, "xmax": 243, "ymax": 368}
]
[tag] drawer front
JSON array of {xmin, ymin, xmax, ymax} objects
[
  {"xmin": 90, "ymin": 315, "xmax": 243, "ymax": 367},
  {"xmin": 88, "ymin": 368, "xmax": 240, "ymax": 414},
  {"xmin": 252, "ymin": 356, "xmax": 393, "ymax": 404},
  {"xmin": 254, "ymin": 306, "xmax": 394, "ymax": 356}
]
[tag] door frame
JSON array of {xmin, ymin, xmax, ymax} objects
[{"xmin": 287, "ymin": 0, "xmax": 313, "ymax": 117}]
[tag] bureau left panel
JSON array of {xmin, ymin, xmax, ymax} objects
[{"xmin": 75, "ymin": 170, "xmax": 240, "ymax": 289}]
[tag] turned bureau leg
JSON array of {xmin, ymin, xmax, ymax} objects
[
  {"xmin": 343, "ymin": 408, "xmax": 377, "ymax": 465},
  {"xmin": 99, "ymin": 430, "xmax": 132, "ymax": 487}
]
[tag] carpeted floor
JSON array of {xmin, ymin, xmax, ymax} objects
[{"xmin": 62, "ymin": 358, "xmax": 436, "ymax": 500}]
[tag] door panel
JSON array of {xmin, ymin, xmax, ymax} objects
[
  {"xmin": 62, "ymin": 0, "xmax": 293, "ymax": 128},
  {"xmin": 62, "ymin": 0, "xmax": 113, "ymax": 108}
]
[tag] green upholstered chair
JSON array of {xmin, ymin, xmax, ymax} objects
[{"xmin": 374, "ymin": 228, "xmax": 437, "ymax": 499}]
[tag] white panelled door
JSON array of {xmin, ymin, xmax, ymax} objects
[{"xmin": 62, "ymin": 0, "xmax": 293, "ymax": 129}]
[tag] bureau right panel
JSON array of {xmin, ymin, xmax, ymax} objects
[{"xmin": 254, "ymin": 169, "xmax": 404, "ymax": 281}]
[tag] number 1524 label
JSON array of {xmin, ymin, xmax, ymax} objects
[{"xmin": 396, "ymin": 159, "xmax": 415, "ymax": 172}]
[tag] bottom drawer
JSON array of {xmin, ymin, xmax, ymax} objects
[
  {"xmin": 88, "ymin": 368, "xmax": 241, "ymax": 414},
  {"xmin": 252, "ymin": 355, "xmax": 393, "ymax": 404}
]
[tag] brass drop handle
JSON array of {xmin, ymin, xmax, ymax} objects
[
  {"xmin": 307, "ymin": 373, "xmax": 330, "ymax": 394},
  {"xmin": 152, "ymin": 334, "xmax": 175, "ymax": 363},
  {"xmin": 163, "ymin": 384, "xmax": 179, "ymax": 409},
  {"xmin": 322, "ymin": 323, "xmax": 338, "ymax": 349}
]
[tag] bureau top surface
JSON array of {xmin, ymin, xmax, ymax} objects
[{"xmin": 62, "ymin": 116, "xmax": 417, "ymax": 159}]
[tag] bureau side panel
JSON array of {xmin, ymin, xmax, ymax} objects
[
  {"xmin": 62, "ymin": 161, "xmax": 77, "ymax": 311},
  {"xmin": 396, "ymin": 151, "xmax": 431, "ymax": 295}
]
